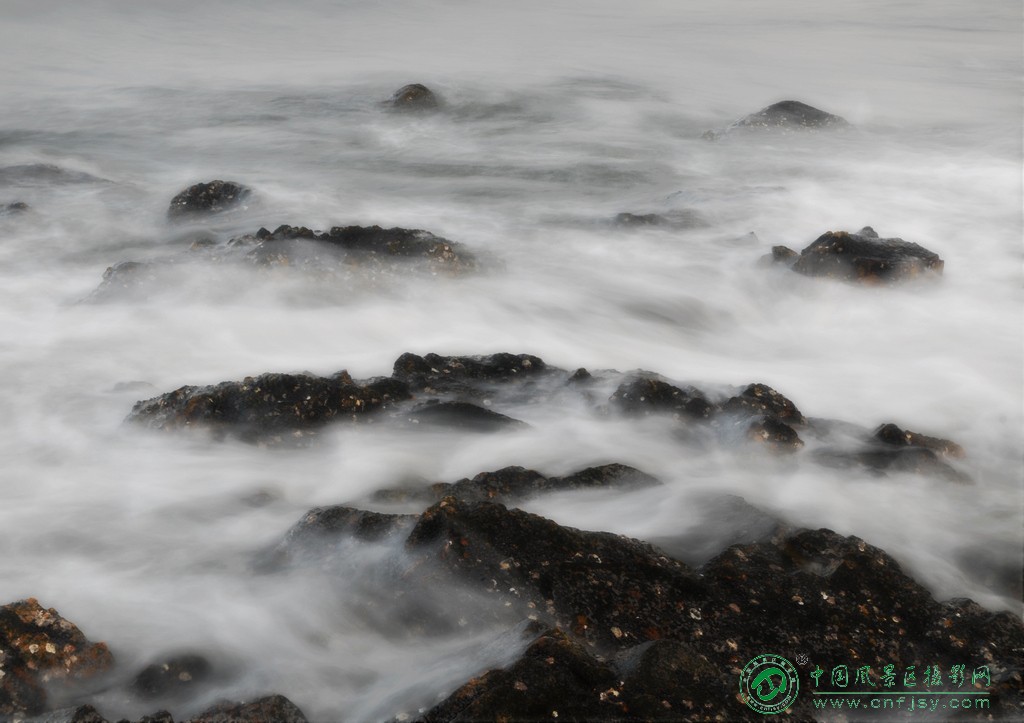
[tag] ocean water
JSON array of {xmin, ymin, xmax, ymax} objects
[{"xmin": 0, "ymin": 1, "xmax": 1020, "ymax": 720}]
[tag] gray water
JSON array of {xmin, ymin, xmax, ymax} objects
[{"xmin": 0, "ymin": 1, "xmax": 1021, "ymax": 720}]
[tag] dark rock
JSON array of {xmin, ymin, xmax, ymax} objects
[
  {"xmin": 392, "ymin": 352, "xmax": 548, "ymax": 395},
  {"xmin": 769, "ymin": 244, "xmax": 798, "ymax": 264},
  {"xmin": 244, "ymin": 224, "xmax": 475, "ymax": 273},
  {"xmin": 609, "ymin": 376, "xmax": 712, "ymax": 420},
  {"xmin": 29, "ymin": 705, "xmax": 109, "ymax": 723},
  {"xmin": 721, "ymin": 383, "xmax": 806, "ymax": 425},
  {"xmin": 404, "ymin": 401, "xmax": 526, "ymax": 432},
  {"xmin": 566, "ymin": 368, "xmax": 592, "ymax": 385},
  {"xmin": 1, "ymin": 201, "xmax": 29, "ymax": 216},
  {"xmin": 719, "ymin": 100, "xmax": 850, "ymax": 136},
  {"xmin": 406, "ymin": 497, "xmax": 707, "ymax": 649},
  {"xmin": 0, "ymin": 599, "xmax": 114, "ymax": 717},
  {"xmin": 874, "ymin": 422, "xmax": 965, "ymax": 458},
  {"xmin": 130, "ymin": 653, "xmax": 213, "ymax": 700},
  {"xmin": 136, "ymin": 712, "xmax": 174, "ymax": 723},
  {"xmin": 745, "ymin": 415, "xmax": 803, "ymax": 452},
  {"xmin": 790, "ymin": 230, "xmax": 944, "ymax": 283},
  {"xmin": 419, "ymin": 628, "xmax": 616, "ymax": 722},
  {"xmin": 185, "ymin": 695, "xmax": 307, "ymax": 723},
  {"xmin": 167, "ymin": 180, "xmax": 252, "ymax": 220},
  {"xmin": 261, "ymin": 506, "xmax": 416, "ymax": 569},
  {"xmin": 433, "ymin": 463, "xmax": 658, "ymax": 504},
  {"xmin": 389, "ymin": 83, "xmax": 440, "ymax": 112},
  {"xmin": 127, "ymin": 372, "xmax": 410, "ymax": 443},
  {"xmin": 91, "ymin": 262, "xmax": 159, "ymax": 301},
  {"xmin": 813, "ymin": 445, "xmax": 970, "ymax": 483}
]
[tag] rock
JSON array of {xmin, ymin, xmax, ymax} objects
[
  {"xmin": 790, "ymin": 230, "xmax": 944, "ymax": 283},
  {"xmin": 127, "ymin": 372, "xmax": 410, "ymax": 443},
  {"xmin": 90, "ymin": 262, "xmax": 160, "ymax": 302},
  {"xmin": 260, "ymin": 506, "xmax": 416, "ymax": 569},
  {"xmin": 388, "ymin": 83, "xmax": 440, "ymax": 112},
  {"xmin": 566, "ymin": 368, "xmax": 592, "ymax": 385},
  {"xmin": 185, "ymin": 694, "xmax": 308, "ymax": 723},
  {"xmin": 130, "ymin": 653, "xmax": 213, "ymax": 700},
  {"xmin": 135, "ymin": 711, "xmax": 174, "ymax": 723},
  {"xmin": 418, "ymin": 627, "xmax": 616, "ymax": 722},
  {"xmin": 245, "ymin": 225, "xmax": 475, "ymax": 273},
  {"xmin": 0, "ymin": 164, "xmax": 105, "ymax": 186},
  {"xmin": 405, "ymin": 497, "xmax": 708, "ymax": 649},
  {"xmin": 392, "ymin": 352, "xmax": 548, "ymax": 395},
  {"xmin": 612, "ymin": 210, "xmax": 706, "ymax": 229},
  {"xmin": 874, "ymin": 422, "xmax": 965, "ymax": 458},
  {"xmin": 745, "ymin": 415, "xmax": 804, "ymax": 452},
  {"xmin": 767, "ymin": 244, "xmax": 799, "ymax": 265},
  {"xmin": 167, "ymin": 180, "xmax": 252, "ymax": 220},
  {"xmin": 706, "ymin": 100, "xmax": 850, "ymax": 138},
  {"xmin": 29, "ymin": 705, "xmax": 109, "ymax": 723},
  {"xmin": 0, "ymin": 599, "xmax": 114, "ymax": 717},
  {"xmin": 1, "ymin": 201, "xmax": 29, "ymax": 216},
  {"xmin": 813, "ymin": 443, "xmax": 970, "ymax": 483},
  {"xmin": 609, "ymin": 376, "xmax": 712, "ymax": 420},
  {"xmin": 418, "ymin": 463, "xmax": 659, "ymax": 504},
  {"xmin": 721, "ymin": 383, "xmax": 806, "ymax": 425},
  {"xmin": 403, "ymin": 401, "xmax": 527, "ymax": 432}
]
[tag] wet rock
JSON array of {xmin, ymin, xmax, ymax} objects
[
  {"xmin": 419, "ymin": 627, "xmax": 616, "ymax": 722},
  {"xmin": 261, "ymin": 506, "xmax": 416, "ymax": 569},
  {"xmin": 721, "ymin": 382, "xmax": 806, "ymax": 425},
  {"xmin": 609, "ymin": 376, "xmax": 712, "ymax": 420},
  {"xmin": 135, "ymin": 712, "xmax": 174, "ymax": 723},
  {"xmin": 130, "ymin": 653, "xmax": 213, "ymax": 700},
  {"xmin": 392, "ymin": 352, "xmax": 549, "ymax": 396},
  {"xmin": 566, "ymin": 368, "xmax": 592, "ymax": 385},
  {"xmin": 245, "ymin": 224, "xmax": 475, "ymax": 273},
  {"xmin": 0, "ymin": 599, "xmax": 114, "ymax": 717},
  {"xmin": 127, "ymin": 372, "xmax": 410, "ymax": 442},
  {"xmin": 90, "ymin": 262, "xmax": 160, "ymax": 302},
  {"xmin": 813, "ymin": 444, "xmax": 970, "ymax": 483},
  {"xmin": 403, "ymin": 401, "xmax": 527, "ymax": 432},
  {"xmin": 433, "ymin": 463, "xmax": 658, "ymax": 504},
  {"xmin": 768, "ymin": 244, "xmax": 799, "ymax": 265},
  {"xmin": 388, "ymin": 83, "xmax": 440, "ymax": 112},
  {"xmin": 874, "ymin": 422, "xmax": 965, "ymax": 458},
  {"xmin": 790, "ymin": 230, "xmax": 944, "ymax": 283},
  {"xmin": 167, "ymin": 180, "xmax": 252, "ymax": 220},
  {"xmin": 29, "ymin": 704, "xmax": 109, "ymax": 723},
  {"xmin": 706, "ymin": 100, "xmax": 850, "ymax": 138},
  {"xmin": 185, "ymin": 694, "xmax": 308, "ymax": 723},
  {"xmin": 745, "ymin": 415, "xmax": 804, "ymax": 452},
  {"xmin": 406, "ymin": 497, "xmax": 708, "ymax": 648}
]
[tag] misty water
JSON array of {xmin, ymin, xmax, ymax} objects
[{"xmin": 0, "ymin": 1, "xmax": 1021, "ymax": 720}]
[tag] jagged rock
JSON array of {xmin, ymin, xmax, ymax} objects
[
  {"xmin": 787, "ymin": 229, "xmax": 944, "ymax": 283},
  {"xmin": 130, "ymin": 653, "xmax": 213, "ymax": 700},
  {"xmin": 705, "ymin": 100, "xmax": 850, "ymax": 138},
  {"xmin": 721, "ymin": 383, "xmax": 806, "ymax": 425},
  {"xmin": 874, "ymin": 422, "xmax": 965, "ymax": 458},
  {"xmin": 403, "ymin": 401, "xmax": 526, "ymax": 432},
  {"xmin": 745, "ymin": 415, "xmax": 804, "ymax": 452},
  {"xmin": 609, "ymin": 376, "xmax": 712, "ymax": 420},
  {"xmin": 126, "ymin": 372, "xmax": 410, "ymax": 442},
  {"xmin": 244, "ymin": 224, "xmax": 474, "ymax": 273},
  {"xmin": 167, "ymin": 180, "xmax": 252, "ymax": 220},
  {"xmin": 185, "ymin": 695, "xmax": 308, "ymax": 723},
  {"xmin": 0, "ymin": 599, "xmax": 114, "ymax": 717},
  {"xmin": 388, "ymin": 83, "xmax": 440, "ymax": 112},
  {"xmin": 406, "ymin": 497, "xmax": 707, "ymax": 649},
  {"xmin": 392, "ymin": 352, "xmax": 549, "ymax": 397}
]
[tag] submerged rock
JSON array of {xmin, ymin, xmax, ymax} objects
[
  {"xmin": 0, "ymin": 599, "xmax": 114, "ymax": 717},
  {"xmin": 1, "ymin": 201, "xmax": 29, "ymax": 216},
  {"xmin": 166, "ymin": 180, "xmax": 252, "ymax": 220},
  {"xmin": 388, "ymin": 83, "xmax": 440, "ymax": 112},
  {"xmin": 130, "ymin": 653, "xmax": 213, "ymax": 701},
  {"xmin": 186, "ymin": 695, "xmax": 308, "ymax": 723},
  {"xmin": 705, "ymin": 100, "xmax": 850, "ymax": 138},
  {"xmin": 612, "ymin": 210, "xmax": 706, "ymax": 229},
  {"xmin": 773, "ymin": 229, "xmax": 944, "ymax": 283}
]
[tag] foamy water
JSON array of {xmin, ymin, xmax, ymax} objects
[{"xmin": 0, "ymin": 1, "xmax": 1020, "ymax": 719}]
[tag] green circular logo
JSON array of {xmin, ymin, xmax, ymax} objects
[{"xmin": 739, "ymin": 654, "xmax": 800, "ymax": 715}]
